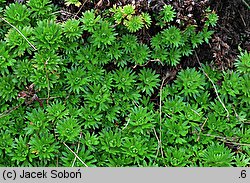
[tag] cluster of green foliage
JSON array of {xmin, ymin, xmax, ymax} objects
[
  {"xmin": 110, "ymin": 4, "xmax": 152, "ymax": 33},
  {"xmin": 64, "ymin": 0, "xmax": 82, "ymax": 7},
  {"xmin": 0, "ymin": 1, "xmax": 249, "ymax": 167}
]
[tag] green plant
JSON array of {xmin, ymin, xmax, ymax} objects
[
  {"xmin": 81, "ymin": 10, "xmax": 102, "ymax": 33},
  {"xmin": 83, "ymin": 83, "xmax": 112, "ymax": 111},
  {"xmin": 79, "ymin": 106, "xmax": 103, "ymax": 129},
  {"xmin": 46, "ymin": 102, "xmax": 69, "ymax": 122},
  {"xmin": 174, "ymin": 68, "xmax": 206, "ymax": 99},
  {"xmin": 27, "ymin": 0, "xmax": 55, "ymax": 20},
  {"xmin": 111, "ymin": 4, "xmax": 152, "ymax": 32},
  {"xmin": 5, "ymin": 26, "xmax": 34, "ymax": 57},
  {"xmin": 163, "ymin": 115, "xmax": 190, "ymax": 145},
  {"xmin": 0, "ymin": 41, "xmax": 16, "ymax": 75},
  {"xmin": 162, "ymin": 26, "xmax": 182, "ymax": 47},
  {"xmin": 239, "ymin": 73, "xmax": 250, "ymax": 104},
  {"xmin": 141, "ymin": 12, "xmax": 152, "ymax": 28},
  {"xmin": 0, "ymin": 74, "xmax": 17, "ymax": 102},
  {"xmin": 1, "ymin": 1, "xmax": 248, "ymax": 168},
  {"xmin": 120, "ymin": 34, "xmax": 138, "ymax": 55},
  {"xmin": 4, "ymin": 3, "xmax": 31, "ymax": 27},
  {"xmin": 64, "ymin": 0, "xmax": 81, "ymax": 7},
  {"xmin": 137, "ymin": 68, "xmax": 160, "ymax": 95},
  {"xmin": 24, "ymin": 108, "xmax": 50, "ymax": 135},
  {"xmin": 0, "ymin": 130, "xmax": 14, "ymax": 165},
  {"xmin": 125, "ymin": 106, "xmax": 156, "ymax": 134},
  {"xmin": 90, "ymin": 21, "xmax": 117, "ymax": 48},
  {"xmin": 164, "ymin": 146, "xmax": 192, "ymax": 166},
  {"xmin": 220, "ymin": 71, "xmax": 241, "ymax": 101},
  {"xmin": 56, "ymin": 118, "xmax": 81, "ymax": 142},
  {"xmin": 62, "ymin": 19, "xmax": 83, "ymax": 41},
  {"xmin": 151, "ymin": 8, "xmax": 213, "ymax": 66},
  {"xmin": 124, "ymin": 15, "xmax": 144, "ymax": 33},
  {"xmin": 205, "ymin": 8, "xmax": 219, "ymax": 27},
  {"xmin": 61, "ymin": 144, "xmax": 97, "ymax": 167},
  {"xmin": 201, "ymin": 143, "xmax": 234, "ymax": 167},
  {"xmin": 234, "ymin": 50, "xmax": 250, "ymax": 74},
  {"xmin": 156, "ymin": 4, "xmax": 176, "ymax": 28},
  {"xmin": 191, "ymin": 32, "xmax": 204, "ymax": 48},
  {"xmin": 32, "ymin": 51, "xmax": 63, "ymax": 72},
  {"xmin": 29, "ymin": 131, "xmax": 59, "ymax": 163},
  {"xmin": 33, "ymin": 19, "xmax": 62, "ymax": 51},
  {"xmin": 0, "ymin": 0, "xmax": 6, "ymax": 4},
  {"xmin": 233, "ymin": 154, "xmax": 250, "ymax": 166},
  {"xmin": 121, "ymin": 135, "xmax": 156, "ymax": 165},
  {"xmin": 131, "ymin": 43, "xmax": 151, "ymax": 65},
  {"xmin": 99, "ymin": 130, "xmax": 122, "ymax": 156},
  {"xmin": 65, "ymin": 66, "xmax": 89, "ymax": 94},
  {"xmin": 112, "ymin": 67, "xmax": 136, "ymax": 92},
  {"xmin": 9, "ymin": 136, "xmax": 34, "ymax": 166},
  {"xmin": 83, "ymin": 131, "xmax": 99, "ymax": 150}
]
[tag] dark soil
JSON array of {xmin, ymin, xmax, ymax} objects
[
  {"xmin": 167, "ymin": 0, "xmax": 250, "ymax": 70},
  {"xmin": 201, "ymin": 0, "xmax": 250, "ymax": 70}
]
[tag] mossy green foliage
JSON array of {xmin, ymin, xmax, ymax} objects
[{"xmin": 0, "ymin": 1, "xmax": 249, "ymax": 167}]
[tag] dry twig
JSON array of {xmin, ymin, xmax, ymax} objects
[
  {"xmin": 203, "ymin": 134, "xmax": 250, "ymax": 147},
  {"xmin": 44, "ymin": 58, "xmax": 50, "ymax": 105},
  {"xmin": 241, "ymin": 0, "xmax": 250, "ymax": 9},
  {"xmin": 63, "ymin": 142, "xmax": 88, "ymax": 167},
  {"xmin": 196, "ymin": 118, "xmax": 208, "ymax": 142},
  {"xmin": 0, "ymin": 104, "xmax": 22, "ymax": 119},
  {"xmin": 158, "ymin": 76, "xmax": 167, "ymax": 160},
  {"xmin": 0, "ymin": 17, "xmax": 37, "ymax": 51},
  {"xmin": 74, "ymin": 0, "xmax": 88, "ymax": 18},
  {"xmin": 72, "ymin": 132, "xmax": 83, "ymax": 167},
  {"xmin": 194, "ymin": 51, "xmax": 230, "ymax": 118}
]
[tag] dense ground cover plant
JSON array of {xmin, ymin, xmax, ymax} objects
[{"xmin": 0, "ymin": 0, "xmax": 249, "ymax": 167}]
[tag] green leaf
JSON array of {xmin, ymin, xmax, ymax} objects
[
  {"xmin": 56, "ymin": 118, "xmax": 81, "ymax": 142},
  {"xmin": 124, "ymin": 15, "xmax": 144, "ymax": 33},
  {"xmin": 202, "ymin": 143, "xmax": 234, "ymax": 167},
  {"xmin": 137, "ymin": 68, "xmax": 160, "ymax": 95}
]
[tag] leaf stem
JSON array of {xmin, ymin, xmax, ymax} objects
[
  {"xmin": 194, "ymin": 51, "xmax": 230, "ymax": 119},
  {"xmin": 72, "ymin": 132, "xmax": 82, "ymax": 167},
  {"xmin": 0, "ymin": 17, "xmax": 37, "ymax": 51},
  {"xmin": 63, "ymin": 141, "xmax": 88, "ymax": 167}
]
